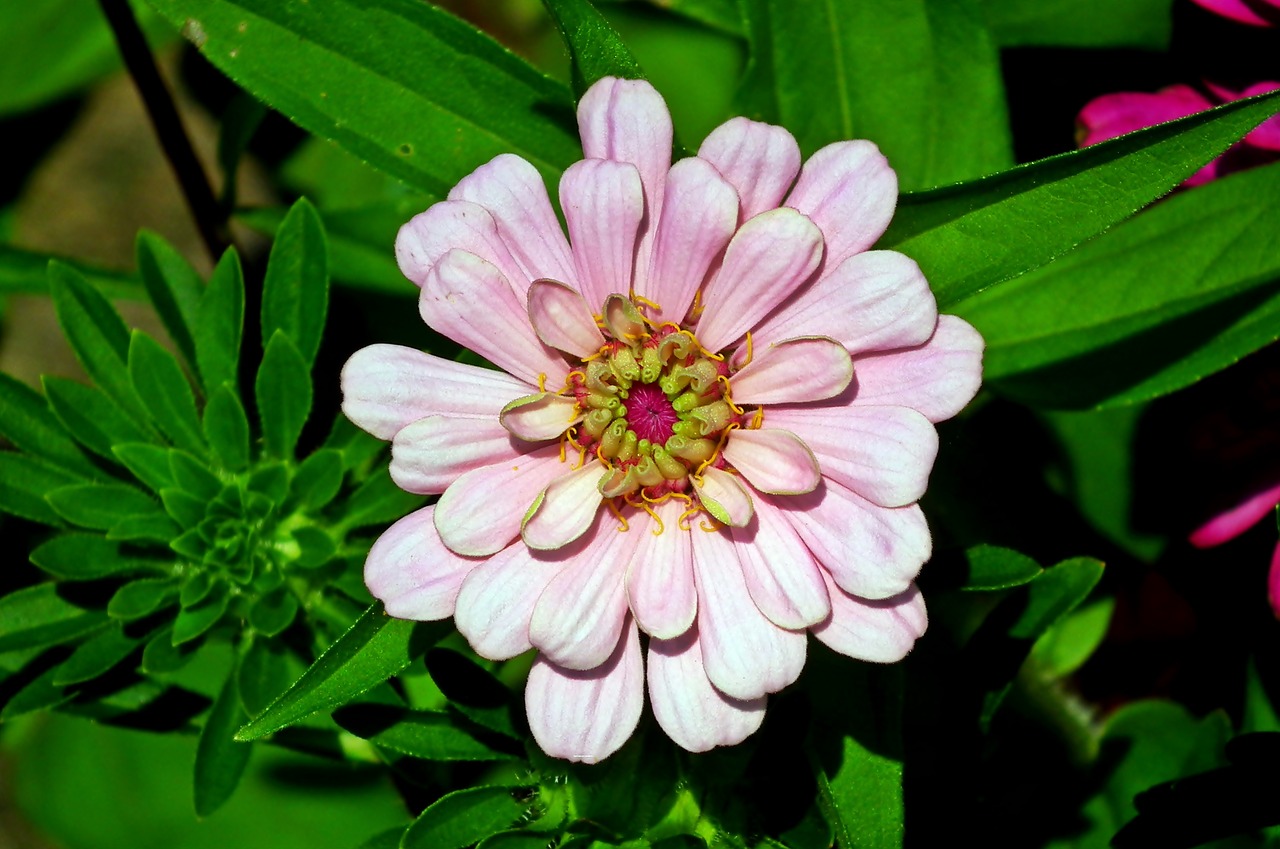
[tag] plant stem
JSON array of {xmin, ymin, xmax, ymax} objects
[{"xmin": 98, "ymin": 0, "xmax": 231, "ymax": 265}]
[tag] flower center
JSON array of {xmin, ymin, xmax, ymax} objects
[{"xmin": 623, "ymin": 383, "xmax": 679, "ymax": 444}]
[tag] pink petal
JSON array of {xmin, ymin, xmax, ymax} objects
[
  {"xmin": 747, "ymin": 251, "xmax": 937, "ymax": 357},
  {"xmin": 731, "ymin": 499, "xmax": 831, "ymax": 629},
  {"xmin": 527, "ymin": 618, "xmax": 644, "ymax": 764},
  {"xmin": 626, "ymin": 499, "xmax": 697, "ymax": 639},
  {"xmin": 454, "ymin": 542, "xmax": 555, "ymax": 660},
  {"xmin": 647, "ymin": 625, "xmax": 766, "ymax": 753},
  {"xmin": 1190, "ymin": 0, "xmax": 1277, "ymax": 26},
  {"xmin": 641, "ymin": 157, "xmax": 739, "ymax": 324},
  {"xmin": 764, "ymin": 404, "xmax": 939, "ymax": 508},
  {"xmin": 1190, "ymin": 481, "xmax": 1280, "ymax": 547},
  {"xmin": 434, "ymin": 445, "xmax": 568, "ymax": 556},
  {"xmin": 341, "ymin": 344, "xmax": 528, "ymax": 440},
  {"xmin": 1240, "ymin": 82, "xmax": 1280, "ymax": 151},
  {"xmin": 365, "ymin": 505, "xmax": 481, "ymax": 620},
  {"xmin": 770, "ymin": 481, "xmax": 932, "ymax": 600},
  {"xmin": 448, "ymin": 154, "xmax": 578, "ymax": 291},
  {"xmin": 731, "ymin": 337, "xmax": 853, "ymax": 405},
  {"xmin": 722, "ymin": 428, "xmax": 821, "ymax": 495},
  {"xmin": 698, "ymin": 117, "xmax": 802, "ymax": 222},
  {"xmin": 690, "ymin": 528, "xmax": 806, "ymax": 700},
  {"xmin": 850, "ymin": 315, "xmax": 984, "ymax": 423},
  {"xmin": 499, "ymin": 392, "xmax": 581, "ymax": 442},
  {"xmin": 811, "ymin": 575, "xmax": 928, "ymax": 663},
  {"xmin": 560, "ymin": 158, "xmax": 645, "ymax": 310},
  {"xmin": 395, "ymin": 200, "xmax": 525, "ymax": 295},
  {"xmin": 1078, "ymin": 86, "xmax": 1213, "ymax": 147},
  {"xmin": 693, "ymin": 208, "xmax": 824, "ymax": 352},
  {"xmin": 529, "ymin": 516, "xmax": 635, "ymax": 669},
  {"xmin": 785, "ymin": 140, "xmax": 897, "ymax": 272},
  {"xmin": 390, "ymin": 416, "xmax": 522, "ymax": 495},
  {"xmin": 522, "ymin": 462, "xmax": 607, "ymax": 550},
  {"xmin": 577, "ymin": 77, "xmax": 674, "ymax": 276},
  {"xmin": 526, "ymin": 279, "xmax": 606, "ymax": 358},
  {"xmin": 420, "ymin": 249, "xmax": 570, "ymax": 387},
  {"xmin": 694, "ymin": 467, "xmax": 755, "ymax": 527}
]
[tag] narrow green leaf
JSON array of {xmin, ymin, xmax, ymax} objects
[
  {"xmin": 0, "ymin": 244, "xmax": 140, "ymax": 298},
  {"xmin": 194, "ymin": 249, "xmax": 245, "ymax": 395},
  {"xmin": 141, "ymin": 625, "xmax": 197, "ymax": 673},
  {"xmin": 0, "ymin": 372, "xmax": 96, "ymax": 476},
  {"xmin": 881, "ymin": 88, "xmax": 1280, "ymax": 307},
  {"xmin": 48, "ymin": 261, "xmax": 149, "ymax": 424},
  {"xmin": 109, "ymin": 578, "xmax": 180, "ymax": 620},
  {"xmin": 324, "ymin": 413, "xmax": 385, "ymax": 473},
  {"xmin": 261, "ymin": 198, "xmax": 329, "ymax": 366},
  {"xmin": 128, "ymin": 331, "xmax": 206, "ymax": 455},
  {"xmin": 959, "ymin": 545, "xmax": 1043, "ymax": 591},
  {"xmin": 142, "ymin": 0, "xmax": 580, "ymax": 196},
  {"xmin": 247, "ymin": 462, "xmax": 289, "ymax": 505},
  {"xmin": 333, "ymin": 704, "xmax": 518, "ymax": 761},
  {"xmin": 256, "ymin": 331, "xmax": 312, "ymax": 459},
  {"xmin": 238, "ymin": 636, "xmax": 292, "ymax": 717},
  {"xmin": 958, "ymin": 160, "xmax": 1280, "ymax": 409},
  {"xmin": 248, "ymin": 590, "xmax": 299, "ymax": 637},
  {"xmin": 541, "ymin": 0, "xmax": 645, "ymax": 97},
  {"xmin": 31, "ymin": 533, "xmax": 169, "ymax": 581},
  {"xmin": 47, "ymin": 482, "xmax": 163, "ymax": 531},
  {"xmin": 203, "ymin": 383, "xmax": 251, "ymax": 472},
  {"xmin": 217, "ymin": 92, "xmax": 268, "ymax": 212},
  {"xmin": 596, "ymin": 0, "xmax": 741, "ymax": 34},
  {"xmin": 173, "ymin": 582, "xmax": 231, "ymax": 644},
  {"xmin": 169, "ymin": 450, "xmax": 222, "ymax": 500},
  {"xmin": 108, "ymin": 513, "xmax": 182, "ymax": 544},
  {"xmin": 195, "ymin": 663, "xmax": 254, "ymax": 817},
  {"xmin": 736, "ymin": 0, "xmax": 1011, "ymax": 190},
  {"xmin": 402, "ymin": 786, "xmax": 533, "ymax": 849},
  {"xmin": 136, "ymin": 231, "xmax": 203, "ymax": 369},
  {"xmin": 1031, "ymin": 597, "xmax": 1116, "ymax": 677},
  {"xmin": 53, "ymin": 623, "xmax": 148, "ymax": 685},
  {"xmin": 981, "ymin": 0, "xmax": 1174, "ymax": 49},
  {"xmin": 290, "ymin": 449, "xmax": 344, "ymax": 511},
  {"xmin": 44, "ymin": 375, "xmax": 154, "ymax": 461},
  {"xmin": 1, "ymin": 666, "xmax": 72, "ymax": 719},
  {"xmin": 113, "ymin": 443, "xmax": 177, "ymax": 492},
  {"xmin": 0, "ymin": 453, "xmax": 80, "ymax": 524},
  {"xmin": 0, "ymin": 583, "xmax": 106, "ymax": 653},
  {"xmin": 181, "ymin": 571, "xmax": 217, "ymax": 608},
  {"xmin": 235, "ymin": 604, "xmax": 445, "ymax": 740},
  {"xmin": 162, "ymin": 487, "xmax": 208, "ymax": 529}
]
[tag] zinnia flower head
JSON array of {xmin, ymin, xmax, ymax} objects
[{"xmin": 341, "ymin": 77, "xmax": 983, "ymax": 762}]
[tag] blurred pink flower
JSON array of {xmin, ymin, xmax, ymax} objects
[
  {"xmin": 1190, "ymin": 481, "xmax": 1280, "ymax": 616},
  {"xmin": 1077, "ymin": 82, "xmax": 1280, "ymax": 185},
  {"xmin": 1190, "ymin": 0, "xmax": 1280, "ymax": 26},
  {"xmin": 341, "ymin": 77, "xmax": 983, "ymax": 762}
]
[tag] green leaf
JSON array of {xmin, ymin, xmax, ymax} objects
[
  {"xmin": 424, "ymin": 648, "xmax": 521, "ymax": 740},
  {"xmin": 1, "ymin": 666, "xmax": 72, "ymax": 719},
  {"xmin": 47, "ymin": 482, "xmax": 163, "ymax": 531},
  {"xmin": 203, "ymin": 384, "xmax": 252, "ymax": 472},
  {"xmin": 48, "ymin": 261, "xmax": 149, "ymax": 424},
  {"xmin": 109, "ymin": 578, "xmax": 180, "ymax": 620},
  {"xmin": 195, "ymin": 249, "xmax": 245, "ymax": 395},
  {"xmin": 959, "ymin": 160, "xmax": 1280, "ymax": 409},
  {"xmin": 291, "ymin": 526, "xmax": 337, "ymax": 568},
  {"xmin": 162, "ymin": 488, "xmax": 208, "ymax": 529},
  {"xmin": 128, "ymin": 331, "xmax": 206, "ymax": 455},
  {"xmin": 31, "ymin": 533, "xmax": 169, "ymax": 581},
  {"xmin": 1031, "ymin": 597, "xmax": 1115, "ymax": 677},
  {"xmin": 0, "ymin": 453, "xmax": 80, "ymax": 524},
  {"xmin": 0, "ymin": 244, "xmax": 141, "ymax": 299},
  {"xmin": 108, "ymin": 513, "xmax": 182, "ymax": 544},
  {"xmin": 601, "ymin": 0, "xmax": 741, "ymax": 35},
  {"xmin": 981, "ymin": 0, "xmax": 1174, "ymax": 49},
  {"xmin": 142, "ymin": 0, "xmax": 580, "ymax": 196},
  {"xmin": 290, "ymin": 449, "xmax": 344, "ymax": 511},
  {"xmin": 881, "ymin": 87, "xmax": 1280, "ymax": 308},
  {"xmin": 54, "ymin": 623, "xmax": 149, "ymax": 686},
  {"xmin": 114, "ymin": 443, "xmax": 177, "ymax": 492},
  {"xmin": 261, "ymin": 198, "xmax": 329, "ymax": 366},
  {"xmin": 136, "ymin": 231, "xmax": 203, "ymax": 369},
  {"xmin": 256, "ymin": 331, "xmax": 312, "ymax": 459},
  {"xmin": 195, "ymin": 664, "xmax": 254, "ymax": 817},
  {"xmin": 217, "ymin": 93, "xmax": 269, "ymax": 212},
  {"xmin": 141, "ymin": 625, "xmax": 196, "ymax": 674},
  {"xmin": 959, "ymin": 545, "xmax": 1043, "ymax": 591},
  {"xmin": 402, "ymin": 786, "xmax": 533, "ymax": 849},
  {"xmin": 736, "ymin": 0, "xmax": 1011, "ymax": 190},
  {"xmin": 542, "ymin": 0, "xmax": 645, "ymax": 97},
  {"xmin": 235, "ymin": 604, "xmax": 445, "ymax": 740},
  {"xmin": 44, "ymin": 376, "xmax": 153, "ymax": 461},
  {"xmin": 0, "ymin": 583, "xmax": 106, "ymax": 653},
  {"xmin": 169, "ymin": 450, "xmax": 223, "ymax": 500},
  {"xmin": 0, "ymin": 372, "xmax": 97, "ymax": 476},
  {"xmin": 332, "ymin": 704, "xmax": 518, "ymax": 762},
  {"xmin": 238, "ymin": 636, "xmax": 293, "ymax": 717},
  {"xmin": 249, "ymin": 590, "xmax": 299, "ymax": 637},
  {"xmin": 172, "ymin": 582, "xmax": 231, "ymax": 645}
]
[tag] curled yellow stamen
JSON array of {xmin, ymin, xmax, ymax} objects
[
  {"xmin": 695, "ymin": 422, "xmax": 739, "ymax": 478},
  {"xmin": 637, "ymin": 499, "xmax": 664, "ymax": 536},
  {"xmin": 717, "ymin": 375, "xmax": 745, "ymax": 416},
  {"xmin": 606, "ymin": 499, "xmax": 630, "ymax": 533},
  {"xmin": 741, "ymin": 331, "xmax": 754, "ymax": 369},
  {"xmin": 751, "ymin": 407, "xmax": 765, "ymax": 429},
  {"xmin": 678, "ymin": 505, "xmax": 702, "ymax": 531},
  {"xmin": 538, "ymin": 373, "xmax": 547, "ymax": 392}
]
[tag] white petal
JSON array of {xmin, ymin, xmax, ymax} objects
[{"xmin": 648, "ymin": 626, "xmax": 766, "ymax": 753}]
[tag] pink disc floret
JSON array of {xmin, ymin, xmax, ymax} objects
[{"xmin": 624, "ymin": 383, "xmax": 680, "ymax": 444}]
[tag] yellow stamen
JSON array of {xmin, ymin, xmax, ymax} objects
[
  {"xmin": 678, "ymin": 505, "xmax": 702, "ymax": 531},
  {"xmin": 637, "ymin": 499, "xmax": 664, "ymax": 535},
  {"xmin": 717, "ymin": 375, "xmax": 745, "ymax": 416},
  {"xmin": 606, "ymin": 499, "xmax": 630, "ymax": 533},
  {"xmin": 751, "ymin": 407, "xmax": 765, "ymax": 429},
  {"xmin": 741, "ymin": 331, "xmax": 754, "ymax": 368},
  {"xmin": 538, "ymin": 373, "xmax": 547, "ymax": 392},
  {"xmin": 694, "ymin": 422, "xmax": 739, "ymax": 478}
]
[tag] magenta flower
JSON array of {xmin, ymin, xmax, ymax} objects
[
  {"xmin": 341, "ymin": 77, "xmax": 983, "ymax": 762},
  {"xmin": 1190, "ymin": 0, "xmax": 1280, "ymax": 26},
  {"xmin": 1190, "ymin": 481, "xmax": 1280, "ymax": 616},
  {"xmin": 1077, "ymin": 82, "xmax": 1280, "ymax": 185}
]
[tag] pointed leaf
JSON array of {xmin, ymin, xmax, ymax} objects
[
  {"xmin": 541, "ymin": 0, "xmax": 644, "ymax": 97},
  {"xmin": 47, "ymin": 482, "xmax": 163, "ymax": 531},
  {"xmin": 54, "ymin": 622, "xmax": 149, "ymax": 685},
  {"xmin": 30, "ymin": 532, "xmax": 170, "ymax": 581},
  {"xmin": 402, "ymin": 786, "xmax": 534, "ymax": 849},
  {"xmin": 289, "ymin": 448, "xmax": 344, "ymax": 511},
  {"xmin": 172, "ymin": 581, "xmax": 231, "ymax": 644},
  {"xmin": 109, "ymin": 578, "xmax": 180, "ymax": 620},
  {"xmin": 0, "ymin": 372, "xmax": 96, "ymax": 476},
  {"xmin": 0, "ymin": 583, "xmax": 106, "ymax": 652},
  {"xmin": 113, "ymin": 443, "xmax": 177, "ymax": 492},
  {"xmin": 195, "ymin": 662, "xmax": 254, "ymax": 817},
  {"xmin": 0, "ymin": 453, "xmax": 80, "ymax": 524},
  {"xmin": 136, "ymin": 230, "xmax": 202, "ymax": 369},
  {"xmin": 128, "ymin": 331, "xmax": 206, "ymax": 455},
  {"xmin": 958, "ymin": 545, "xmax": 1044, "ymax": 591},
  {"xmin": 44, "ymin": 375, "xmax": 154, "ymax": 461},
  {"xmin": 203, "ymin": 383, "xmax": 252, "ymax": 472},
  {"xmin": 333, "ymin": 704, "xmax": 518, "ymax": 762},
  {"xmin": 256, "ymin": 331, "xmax": 312, "ymax": 459},
  {"xmin": 195, "ymin": 249, "xmax": 245, "ymax": 395},
  {"xmin": 238, "ymin": 636, "xmax": 293, "ymax": 717},
  {"xmin": 261, "ymin": 197, "xmax": 329, "ymax": 366}
]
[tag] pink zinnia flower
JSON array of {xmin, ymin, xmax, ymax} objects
[
  {"xmin": 1190, "ymin": 0, "xmax": 1280, "ymax": 26},
  {"xmin": 1077, "ymin": 82, "xmax": 1280, "ymax": 185},
  {"xmin": 341, "ymin": 77, "xmax": 983, "ymax": 762}
]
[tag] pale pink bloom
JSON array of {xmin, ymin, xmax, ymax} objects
[
  {"xmin": 1190, "ymin": 480, "xmax": 1280, "ymax": 616},
  {"xmin": 1190, "ymin": 0, "xmax": 1280, "ymax": 26},
  {"xmin": 341, "ymin": 77, "xmax": 983, "ymax": 762},
  {"xmin": 1077, "ymin": 82, "xmax": 1280, "ymax": 185}
]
